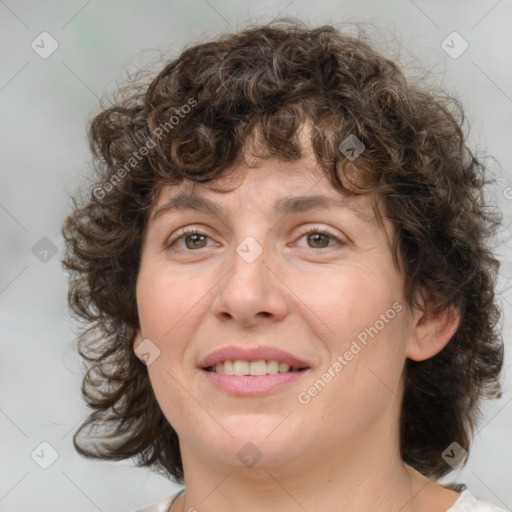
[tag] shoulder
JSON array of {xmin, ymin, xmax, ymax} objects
[
  {"xmin": 130, "ymin": 489, "xmax": 184, "ymax": 512},
  {"xmin": 447, "ymin": 490, "xmax": 508, "ymax": 512}
]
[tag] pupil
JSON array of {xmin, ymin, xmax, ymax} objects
[
  {"xmin": 187, "ymin": 234, "xmax": 205, "ymax": 249},
  {"xmin": 309, "ymin": 233, "xmax": 327, "ymax": 248},
  {"xmin": 186, "ymin": 233, "xmax": 328, "ymax": 250}
]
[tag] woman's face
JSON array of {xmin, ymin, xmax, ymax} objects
[{"xmin": 134, "ymin": 148, "xmax": 420, "ymax": 472}]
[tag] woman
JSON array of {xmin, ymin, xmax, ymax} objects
[{"xmin": 62, "ymin": 19, "xmax": 506, "ymax": 512}]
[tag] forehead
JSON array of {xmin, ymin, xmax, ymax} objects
[
  {"xmin": 145, "ymin": 157, "xmax": 397, "ymax": 262},
  {"xmin": 150, "ymin": 160, "xmax": 380, "ymax": 225}
]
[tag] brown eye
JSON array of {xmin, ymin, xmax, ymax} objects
[
  {"xmin": 296, "ymin": 226, "xmax": 344, "ymax": 251},
  {"xmin": 306, "ymin": 232, "xmax": 331, "ymax": 249},
  {"xmin": 168, "ymin": 228, "xmax": 211, "ymax": 250},
  {"xmin": 183, "ymin": 233, "xmax": 208, "ymax": 249}
]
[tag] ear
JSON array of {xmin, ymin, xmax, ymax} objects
[{"xmin": 406, "ymin": 300, "xmax": 460, "ymax": 362}]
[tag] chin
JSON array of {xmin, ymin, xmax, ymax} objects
[{"xmin": 193, "ymin": 416, "xmax": 310, "ymax": 468}]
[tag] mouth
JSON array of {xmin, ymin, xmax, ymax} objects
[
  {"xmin": 199, "ymin": 346, "xmax": 311, "ymax": 372},
  {"xmin": 203, "ymin": 360, "xmax": 309, "ymax": 375},
  {"xmin": 200, "ymin": 365, "xmax": 311, "ymax": 396},
  {"xmin": 198, "ymin": 346, "xmax": 311, "ymax": 395}
]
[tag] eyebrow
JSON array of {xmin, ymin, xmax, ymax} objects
[{"xmin": 151, "ymin": 192, "xmax": 371, "ymax": 222}]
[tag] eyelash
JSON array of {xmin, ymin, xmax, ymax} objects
[{"xmin": 167, "ymin": 225, "xmax": 345, "ymax": 251}]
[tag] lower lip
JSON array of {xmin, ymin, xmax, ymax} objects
[{"xmin": 200, "ymin": 369, "xmax": 310, "ymax": 396}]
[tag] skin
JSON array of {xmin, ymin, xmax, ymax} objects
[{"xmin": 133, "ymin": 138, "xmax": 461, "ymax": 512}]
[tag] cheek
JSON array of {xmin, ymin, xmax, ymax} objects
[
  {"xmin": 297, "ymin": 262, "xmax": 404, "ymax": 348},
  {"xmin": 137, "ymin": 270, "xmax": 211, "ymax": 430},
  {"xmin": 297, "ymin": 288, "xmax": 407, "ymax": 436},
  {"xmin": 298, "ymin": 264, "xmax": 408, "ymax": 407},
  {"xmin": 136, "ymin": 265, "xmax": 210, "ymax": 341}
]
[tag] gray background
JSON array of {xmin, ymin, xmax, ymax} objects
[{"xmin": 1, "ymin": 1, "xmax": 511, "ymax": 511}]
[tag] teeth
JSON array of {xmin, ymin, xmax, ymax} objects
[
  {"xmin": 223, "ymin": 360, "xmax": 234, "ymax": 375},
  {"xmin": 210, "ymin": 360, "xmax": 303, "ymax": 376},
  {"xmin": 249, "ymin": 360, "xmax": 267, "ymax": 376},
  {"xmin": 233, "ymin": 360, "xmax": 249, "ymax": 375},
  {"xmin": 267, "ymin": 360, "xmax": 279, "ymax": 374},
  {"xmin": 278, "ymin": 362, "xmax": 290, "ymax": 373}
]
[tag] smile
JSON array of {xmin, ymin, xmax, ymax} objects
[
  {"xmin": 205, "ymin": 359, "xmax": 308, "ymax": 376},
  {"xmin": 201, "ymin": 365, "xmax": 310, "ymax": 396}
]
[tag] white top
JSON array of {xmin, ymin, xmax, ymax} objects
[
  {"xmin": 131, "ymin": 489, "xmax": 508, "ymax": 512},
  {"xmin": 447, "ymin": 490, "xmax": 508, "ymax": 511},
  {"xmin": 132, "ymin": 489, "xmax": 183, "ymax": 512}
]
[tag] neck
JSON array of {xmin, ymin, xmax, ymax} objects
[{"xmin": 175, "ymin": 415, "xmax": 431, "ymax": 512}]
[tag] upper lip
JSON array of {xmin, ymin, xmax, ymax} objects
[{"xmin": 199, "ymin": 346, "xmax": 311, "ymax": 370}]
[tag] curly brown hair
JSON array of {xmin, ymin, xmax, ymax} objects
[{"xmin": 62, "ymin": 18, "xmax": 504, "ymax": 483}]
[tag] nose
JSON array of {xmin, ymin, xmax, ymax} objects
[{"xmin": 211, "ymin": 240, "xmax": 289, "ymax": 328}]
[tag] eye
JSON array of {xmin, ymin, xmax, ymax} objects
[
  {"xmin": 167, "ymin": 228, "xmax": 213, "ymax": 250},
  {"xmin": 295, "ymin": 225, "xmax": 345, "ymax": 250},
  {"xmin": 166, "ymin": 225, "xmax": 345, "ymax": 252}
]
